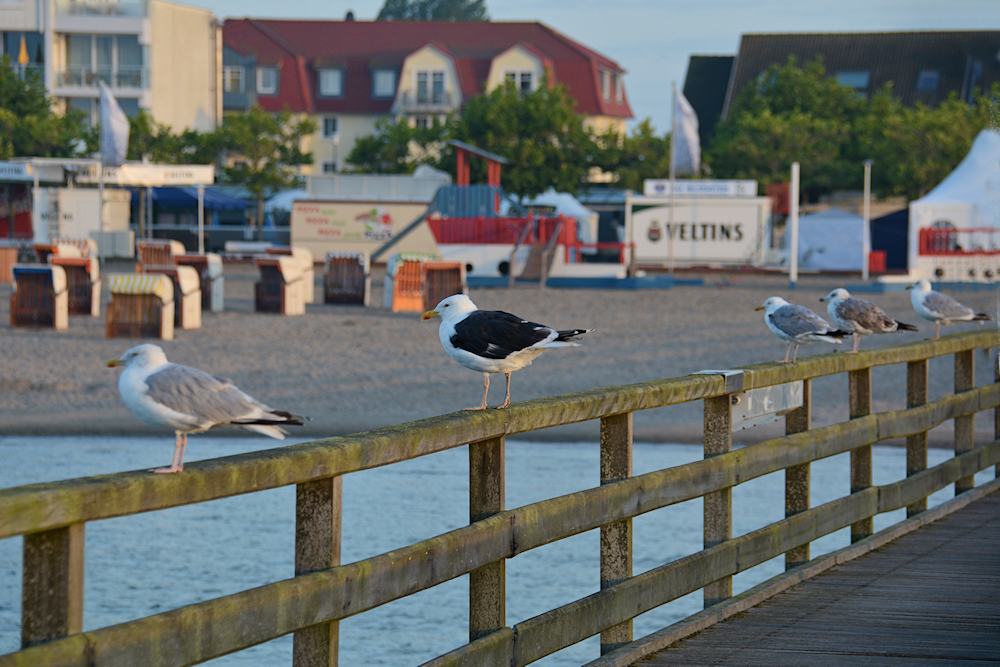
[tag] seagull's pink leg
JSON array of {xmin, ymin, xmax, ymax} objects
[
  {"xmin": 934, "ymin": 322, "xmax": 941, "ymax": 340},
  {"xmin": 849, "ymin": 334, "xmax": 860, "ymax": 354},
  {"xmin": 791, "ymin": 343, "xmax": 800, "ymax": 363},
  {"xmin": 463, "ymin": 373, "xmax": 490, "ymax": 411},
  {"xmin": 497, "ymin": 373, "xmax": 512, "ymax": 409},
  {"xmin": 151, "ymin": 432, "xmax": 186, "ymax": 473},
  {"xmin": 777, "ymin": 342, "xmax": 792, "ymax": 363}
]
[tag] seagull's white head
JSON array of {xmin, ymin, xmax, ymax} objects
[
  {"xmin": 755, "ymin": 296, "xmax": 789, "ymax": 314},
  {"xmin": 906, "ymin": 279, "xmax": 932, "ymax": 293},
  {"xmin": 422, "ymin": 294, "xmax": 479, "ymax": 323},
  {"xmin": 107, "ymin": 344, "xmax": 169, "ymax": 369},
  {"xmin": 819, "ymin": 288, "xmax": 851, "ymax": 303}
]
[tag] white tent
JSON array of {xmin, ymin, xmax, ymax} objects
[
  {"xmin": 786, "ymin": 208, "xmax": 864, "ymax": 271},
  {"xmin": 908, "ymin": 129, "xmax": 1000, "ymax": 271},
  {"xmin": 500, "ymin": 188, "xmax": 598, "ymax": 244}
]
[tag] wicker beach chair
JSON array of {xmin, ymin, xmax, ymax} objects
[
  {"xmin": 10, "ymin": 264, "xmax": 68, "ymax": 329},
  {"xmin": 106, "ymin": 273, "xmax": 174, "ymax": 340}
]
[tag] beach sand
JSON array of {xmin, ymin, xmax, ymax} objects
[{"xmin": 2, "ymin": 260, "xmax": 997, "ymax": 446}]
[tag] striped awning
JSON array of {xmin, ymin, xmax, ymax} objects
[{"xmin": 107, "ymin": 273, "xmax": 173, "ymax": 301}]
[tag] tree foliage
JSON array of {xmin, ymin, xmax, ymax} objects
[
  {"xmin": 591, "ymin": 119, "xmax": 671, "ymax": 192},
  {"xmin": 346, "ymin": 115, "xmax": 448, "ymax": 174},
  {"xmin": 216, "ymin": 107, "xmax": 316, "ymax": 236},
  {"xmin": 706, "ymin": 56, "xmax": 1000, "ymax": 200},
  {"xmin": 0, "ymin": 56, "xmax": 90, "ymax": 159},
  {"xmin": 377, "ymin": 0, "xmax": 488, "ymax": 21}
]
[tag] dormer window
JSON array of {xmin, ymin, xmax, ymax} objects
[
  {"xmin": 505, "ymin": 71, "xmax": 532, "ymax": 95},
  {"xmin": 318, "ymin": 68, "xmax": 344, "ymax": 97},
  {"xmin": 614, "ymin": 73, "xmax": 623, "ymax": 102},
  {"xmin": 257, "ymin": 67, "xmax": 277, "ymax": 95},
  {"xmin": 601, "ymin": 69, "xmax": 611, "ymax": 100},
  {"xmin": 836, "ymin": 71, "xmax": 870, "ymax": 90},
  {"xmin": 372, "ymin": 69, "xmax": 397, "ymax": 98},
  {"xmin": 916, "ymin": 70, "xmax": 939, "ymax": 92},
  {"xmin": 416, "ymin": 70, "xmax": 445, "ymax": 105}
]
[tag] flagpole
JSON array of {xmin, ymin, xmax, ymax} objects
[{"xmin": 668, "ymin": 81, "xmax": 676, "ymax": 276}]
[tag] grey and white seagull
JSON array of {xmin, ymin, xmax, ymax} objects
[
  {"xmin": 819, "ymin": 288, "xmax": 918, "ymax": 353},
  {"xmin": 756, "ymin": 296, "xmax": 850, "ymax": 363},
  {"xmin": 907, "ymin": 279, "xmax": 992, "ymax": 340},
  {"xmin": 107, "ymin": 344, "xmax": 305, "ymax": 473},
  {"xmin": 422, "ymin": 294, "xmax": 592, "ymax": 410}
]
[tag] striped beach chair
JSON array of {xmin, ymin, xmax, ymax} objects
[
  {"xmin": 10, "ymin": 264, "xmax": 68, "ymax": 329},
  {"xmin": 324, "ymin": 252, "xmax": 370, "ymax": 306},
  {"xmin": 106, "ymin": 273, "xmax": 175, "ymax": 340}
]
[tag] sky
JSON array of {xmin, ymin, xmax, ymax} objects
[{"xmin": 197, "ymin": 0, "xmax": 1000, "ymax": 134}]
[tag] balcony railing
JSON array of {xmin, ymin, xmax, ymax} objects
[
  {"xmin": 398, "ymin": 90, "xmax": 454, "ymax": 111},
  {"xmin": 57, "ymin": 66, "xmax": 148, "ymax": 89},
  {"xmin": 4, "ymin": 64, "xmax": 44, "ymax": 82},
  {"xmin": 55, "ymin": 0, "xmax": 146, "ymax": 17}
]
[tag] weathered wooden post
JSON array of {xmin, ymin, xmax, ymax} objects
[
  {"xmin": 954, "ymin": 349, "xmax": 975, "ymax": 493},
  {"xmin": 995, "ymin": 352, "xmax": 1000, "ymax": 479},
  {"xmin": 907, "ymin": 359, "xmax": 929, "ymax": 516},
  {"xmin": 600, "ymin": 412, "xmax": 633, "ymax": 654},
  {"xmin": 470, "ymin": 435, "xmax": 505, "ymax": 641},
  {"xmin": 294, "ymin": 477, "xmax": 343, "ymax": 667},
  {"xmin": 703, "ymin": 378, "xmax": 736, "ymax": 608},
  {"xmin": 849, "ymin": 367, "xmax": 873, "ymax": 543},
  {"xmin": 784, "ymin": 378, "xmax": 811, "ymax": 569},
  {"xmin": 21, "ymin": 524, "xmax": 84, "ymax": 648}
]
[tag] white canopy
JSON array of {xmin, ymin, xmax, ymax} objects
[{"xmin": 787, "ymin": 208, "xmax": 864, "ymax": 271}]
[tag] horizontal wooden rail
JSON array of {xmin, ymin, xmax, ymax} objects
[
  {"xmin": 426, "ymin": 439, "xmax": 1000, "ymax": 667},
  {"xmin": 5, "ymin": 382, "xmax": 999, "ymax": 667},
  {"xmin": 2, "ymin": 330, "xmax": 995, "ymax": 540}
]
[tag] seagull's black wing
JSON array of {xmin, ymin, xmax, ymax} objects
[{"xmin": 451, "ymin": 310, "xmax": 556, "ymax": 359}]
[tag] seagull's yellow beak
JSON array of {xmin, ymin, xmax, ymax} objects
[
  {"xmin": 422, "ymin": 309, "xmax": 439, "ymax": 320},
  {"xmin": 106, "ymin": 358, "xmax": 124, "ymax": 367},
  {"xmin": 754, "ymin": 305, "xmax": 765, "ymax": 311},
  {"xmin": 905, "ymin": 285, "xmax": 914, "ymax": 290}
]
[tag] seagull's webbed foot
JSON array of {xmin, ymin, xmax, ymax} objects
[
  {"xmin": 151, "ymin": 433, "xmax": 187, "ymax": 473},
  {"xmin": 495, "ymin": 373, "xmax": 512, "ymax": 409},
  {"xmin": 150, "ymin": 464, "xmax": 183, "ymax": 474}
]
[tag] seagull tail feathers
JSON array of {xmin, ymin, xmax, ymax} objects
[
  {"xmin": 973, "ymin": 313, "xmax": 992, "ymax": 321},
  {"xmin": 231, "ymin": 411, "xmax": 307, "ymax": 439},
  {"xmin": 895, "ymin": 321, "xmax": 919, "ymax": 332}
]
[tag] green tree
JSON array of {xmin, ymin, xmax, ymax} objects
[
  {"xmin": 591, "ymin": 118, "xmax": 672, "ymax": 191},
  {"xmin": 217, "ymin": 107, "xmax": 316, "ymax": 238},
  {"xmin": 0, "ymin": 56, "xmax": 90, "ymax": 158},
  {"xmin": 346, "ymin": 115, "xmax": 448, "ymax": 173},
  {"xmin": 446, "ymin": 80, "xmax": 595, "ymax": 201},
  {"xmin": 377, "ymin": 0, "xmax": 488, "ymax": 21}
]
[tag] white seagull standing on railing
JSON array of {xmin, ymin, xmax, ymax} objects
[
  {"xmin": 756, "ymin": 296, "xmax": 850, "ymax": 363},
  {"xmin": 423, "ymin": 294, "xmax": 592, "ymax": 410},
  {"xmin": 906, "ymin": 279, "xmax": 992, "ymax": 340},
  {"xmin": 107, "ymin": 344, "xmax": 305, "ymax": 473}
]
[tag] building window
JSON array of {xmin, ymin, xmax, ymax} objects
[
  {"xmin": 323, "ymin": 116, "xmax": 338, "ymax": 138},
  {"xmin": 223, "ymin": 66, "xmax": 244, "ymax": 93},
  {"xmin": 416, "ymin": 70, "xmax": 445, "ymax": 105},
  {"xmin": 615, "ymin": 73, "xmax": 623, "ymax": 102},
  {"xmin": 601, "ymin": 70, "xmax": 610, "ymax": 100},
  {"xmin": 257, "ymin": 67, "xmax": 277, "ymax": 95},
  {"xmin": 322, "ymin": 162, "xmax": 336, "ymax": 173},
  {"xmin": 372, "ymin": 69, "xmax": 396, "ymax": 98},
  {"xmin": 836, "ymin": 71, "xmax": 870, "ymax": 90},
  {"xmin": 504, "ymin": 71, "xmax": 532, "ymax": 95},
  {"xmin": 318, "ymin": 68, "xmax": 343, "ymax": 97}
]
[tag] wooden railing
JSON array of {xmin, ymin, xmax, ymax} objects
[{"xmin": 2, "ymin": 331, "xmax": 999, "ymax": 666}]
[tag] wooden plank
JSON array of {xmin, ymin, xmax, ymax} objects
[
  {"xmin": 21, "ymin": 525, "xmax": 84, "ymax": 648},
  {"xmin": 293, "ymin": 477, "xmax": 342, "ymax": 667},
  {"xmin": 703, "ymin": 394, "xmax": 732, "ymax": 608},
  {"xmin": 906, "ymin": 359, "xmax": 929, "ymax": 517},
  {"xmin": 954, "ymin": 349, "xmax": 975, "ymax": 493},
  {"xmin": 849, "ymin": 368, "xmax": 873, "ymax": 543},
  {"xmin": 600, "ymin": 413, "xmax": 633, "ymax": 654},
  {"xmin": 784, "ymin": 378, "xmax": 811, "ymax": 570},
  {"xmin": 469, "ymin": 436, "xmax": 505, "ymax": 642}
]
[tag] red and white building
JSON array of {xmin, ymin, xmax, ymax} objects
[{"xmin": 221, "ymin": 17, "xmax": 633, "ymax": 174}]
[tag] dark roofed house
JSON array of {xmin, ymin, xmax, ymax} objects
[
  {"xmin": 684, "ymin": 31, "xmax": 1000, "ymax": 148},
  {"xmin": 222, "ymin": 19, "xmax": 633, "ymax": 175},
  {"xmin": 682, "ymin": 55, "xmax": 734, "ymax": 150}
]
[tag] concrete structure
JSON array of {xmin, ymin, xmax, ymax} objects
[
  {"xmin": 222, "ymin": 18, "xmax": 633, "ymax": 175},
  {"xmin": 0, "ymin": 0, "xmax": 219, "ymax": 131}
]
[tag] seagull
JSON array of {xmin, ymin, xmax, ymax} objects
[
  {"xmin": 819, "ymin": 288, "xmax": 918, "ymax": 353},
  {"xmin": 107, "ymin": 344, "xmax": 305, "ymax": 473},
  {"xmin": 422, "ymin": 294, "xmax": 592, "ymax": 410},
  {"xmin": 755, "ymin": 296, "xmax": 850, "ymax": 363},
  {"xmin": 906, "ymin": 279, "xmax": 992, "ymax": 340}
]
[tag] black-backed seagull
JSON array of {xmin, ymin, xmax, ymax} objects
[
  {"xmin": 756, "ymin": 296, "xmax": 849, "ymax": 363},
  {"xmin": 422, "ymin": 294, "xmax": 592, "ymax": 410},
  {"xmin": 906, "ymin": 279, "xmax": 992, "ymax": 340},
  {"xmin": 819, "ymin": 288, "xmax": 918, "ymax": 353},
  {"xmin": 107, "ymin": 344, "xmax": 305, "ymax": 473}
]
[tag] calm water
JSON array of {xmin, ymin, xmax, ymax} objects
[{"xmin": 0, "ymin": 436, "xmax": 990, "ymax": 666}]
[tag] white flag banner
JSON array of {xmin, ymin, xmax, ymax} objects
[
  {"xmin": 673, "ymin": 89, "xmax": 701, "ymax": 176},
  {"xmin": 99, "ymin": 81, "xmax": 130, "ymax": 166}
]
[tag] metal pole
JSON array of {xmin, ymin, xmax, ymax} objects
[
  {"xmin": 668, "ymin": 82, "xmax": 676, "ymax": 276},
  {"xmin": 862, "ymin": 160, "xmax": 872, "ymax": 281},
  {"xmin": 97, "ymin": 162, "xmax": 105, "ymax": 267},
  {"xmin": 788, "ymin": 162, "xmax": 799, "ymax": 290},
  {"xmin": 197, "ymin": 184, "xmax": 205, "ymax": 254}
]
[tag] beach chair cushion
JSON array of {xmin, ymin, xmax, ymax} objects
[
  {"xmin": 107, "ymin": 273, "xmax": 173, "ymax": 303},
  {"xmin": 14, "ymin": 264, "xmax": 67, "ymax": 293}
]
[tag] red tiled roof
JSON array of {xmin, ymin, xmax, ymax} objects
[{"xmin": 223, "ymin": 19, "xmax": 633, "ymax": 118}]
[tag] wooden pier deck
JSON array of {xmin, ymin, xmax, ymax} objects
[{"xmin": 637, "ymin": 490, "xmax": 1000, "ymax": 666}]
